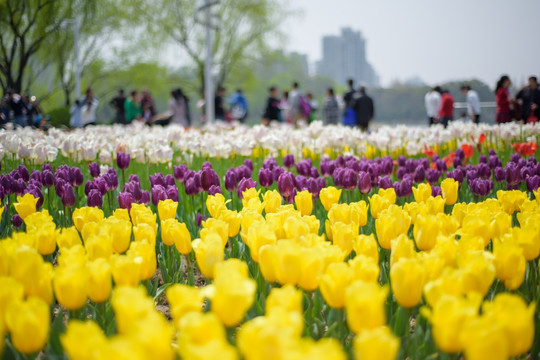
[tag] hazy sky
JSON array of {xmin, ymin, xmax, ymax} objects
[{"xmin": 282, "ymin": 0, "xmax": 540, "ymax": 88}]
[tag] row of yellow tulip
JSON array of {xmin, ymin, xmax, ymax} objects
[{"xmin": 0, "ymin": 181, "xmax": 538, "ymax": 359}]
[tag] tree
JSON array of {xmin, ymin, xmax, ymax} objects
[
  {"xmin": 130, "ymin": 0, "xmax": 288, "ymax": 91},
  {"xmin": 0, "ymin": 0, "xmax": 73, "ymax": 94}
]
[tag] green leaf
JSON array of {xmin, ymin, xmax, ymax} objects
[
  {"xmin": 153, "ymin": 283, "xmax": 172, "ymax": 303},
  {"xmin": 46, "ymin": 307, "xmax": 66, "ymax": 357}
]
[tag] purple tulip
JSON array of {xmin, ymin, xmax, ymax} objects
[
  {"xmin": 470, "ymin": 178, "xmax": 493, "ymax": 197},
  {"xmin": 381, "ymin": 157, "xmax": 393, "ymax": 176},
  {"xmin": 70, "ymin": 167, "xmax": 84, "ymax": 187},
  {"xmin": 89, "ymin": 162, "xmax": 100, "ymax": 178},
  {"xmin": 224, "ymin": 169, "xmax": 238, "ymax": 192},
  {"xmin": 478, "ymin": 155, "xmax": 487, "ymax": 164},
  {"xmin": 413, "ymin": 166, "xmax": 425, "ymax": 183},
  {"xmin": 193, "ymin": 172, "xmax": 203, "ymax": 192},
  {"xmin": 435, "ymin": 159, "xmax": 447, "ymax": 172},
  {"xmin": 397, "ymin": 167, "xmax": 407, "ymax": 180},
  {"xmin": 12, "ymin": 214, "xmax": 23, "ymax": 228},
  {"xmin": 164, "ymin": 174, "xmax": 176, "ymax": 187},
  {"xmin": 42, "ymin": 163, "xmax": 53, "ymax": 173},
  {"xmin": 335, "ymin": 155, "xmax": 345, "ymax": 168},
  {"xmin": 173, "ymin": 164, "xmax": 188, "ymax": 182},
  {"xmin": 258, "ymin": 168, "xmax": 273, "ymax": 188},
  {"xmin": 397, "ymin": 156, "xmax": 406, "ymax": 167},
  {"xmin": 118, "ymin": 192, "xmax": 134, "ymax": 211},
  {"xmin": 202, "ymin": 161, "xmax": 213, "ymax": 170},
  {"xmin": 278, "ymin": 172, "xmax": 295, "ymax": 199},
  {"xmin": 446, "ymin": 169, "xmax": 464, "ymax": 184},
  {"xmin": 185, "ymin": 177, "xmax": 199, "ymax": 196},
  {"xmin": 54, "ymin": 178, "xmax": 66, "ymax": 198},
  {"xmin": 333, "ymin": 168, "xmax": 344, "ymax": 187},
  {"xmin": 306, "ymin": 178, "xmax": 320, "ymax": 199},
  {"xmin": 272, "ymin": 166, "xmax": 285, "ymax": 182},
  {"xmin": 150, "ymin": 173, "xmax": 165, "ymax": 188},
  {"xmin": 30, "ymin": 170, "xmax": 42, "ymax": 184},
  {"xmin": 431, "ymin": 185, "xmax": 442, "ymax": 197},
  {"xmin": 426, "ymin": 169, "xmax": 441, "ymax": 185},
  {"xmin": 87, "ymin": 189, "xmax": 103, "ymax": 208},
  {"xmin": 42, "ymin": 170, "xmax": 54, "ymax": 188},
  {"xmin": 488, "ymin": 155, "xmax": 501, "ymax": 170},
  {"xmin": 208, "ymin": 185, "xmax": 223, "ymax": 196},
  {"xmin": 320, "ymin": 160, "xmax": 336, "ymax": 177},
  {"xmin": 505, "ymin": 163, "xmax": 520, "ymax": 187},
  {"xmin": 61, "ymin": 184, "xmax": 76, "ymax": 207},
  {"xmin": 378, "ymin": 176, "xmax": 393, "ymax": 189},
  {"xmin": 310, "ymin": 167, "xmax": 320, "ymax": 179},
  {"xmin": 17, "ymin": 165, "xmax": 30, "ymax": 182},
  {"xmin": 357, "ymin": 171, "xmax": 371, "ymax": 194},
  {"xmin": 129, "ymin": 174, "xmax": 140, "ymax": 185},
  {"xmin": 295, "ymin": 175, "xmax": 308, "ymax": 191},
  {"xmin": 237, "ymin": 178, "xmax": 257, "ymax": 199},
  {"xmin": 151, "ymin": 185, "xmax": 168, "ymax": 206},
  {"xmin": 243, "ymin": 159, "xmax": 253, "ymax": 171},
  {"xmin": 283, "ymin": 154, "xmax": 295, "ymax": 169},
  {"xmin": 166, "ymin": 185, "xmax": 179, "ymax": 202},
  {"xmin": 520, "ymin": 167, "xmax": 532, "ymax": 181},
  {"xmin": 494, "ymin": 167, "xmax": 506, "ymax": 182},
  {"xmin": 184, "ymin": 169, "xmax": 196, "ymax": 182},
  {"xmin": 201, "ymin": 168, "xmax": 216, "ymax": 192},
  {"xmin": 140, "ymin": 190, "xmax": 150, "ymax": 205},
  {"xmin": 526, "ymin": 175, "xmax": 540, "ymax": 192},
  {"xmin": 196, "ymin": 213, "xmax": 206, "ymax": 228},
  {"xmin": 116, "ymin": 152, "xmax": 130, "ymax": 170},
  {"xmin": 236, "ymin": 165, "xmax": 252, "ymax": 180},
  {"xmin": 0, "ymin": 185, "xmax": 4, "ymax": 202},
  {"xmin": 510, "ymin": 153, "xmax": 521, "ymax": 163},
  {"xmin": 263, "ymin": 157, "xmax": 277, "ymax": 170},
  {"xmin": 94, "ymin": 177, "xmax": 108, "ymax": 196},
  {"xmin": 399, "ymin": 178, "xmax": 413, "ymax": 198}
]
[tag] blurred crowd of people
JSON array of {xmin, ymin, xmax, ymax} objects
[
  {"xmin": 262, "ymin": 79, "xmax": 375, "ymax": 131},
  {"xmin": 1, "ymin": 89, "xmax": 49, "ymax": 129},
  {"xmin": 424, "ymin": 75, "xmax": 539, "ymax": 128}
]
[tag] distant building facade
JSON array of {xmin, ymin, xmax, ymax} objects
[{"xmin": 317, "ymin": 27, "xmax": 379, "ymax": 87}]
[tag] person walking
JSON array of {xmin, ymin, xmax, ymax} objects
[
  {"xmin": 69, "ymin": 99, "xmax": 82, "ymax": 128},
  {"xmin": 109, "ymin": 89, "xmax": 126, "ymax": 124},
  {"xmin": 141, "ymin": 88, "xmax": 156, "ymax": 123},
  {"xmin": 424, "ymin": 86, "xmax": 442, "ymax": 126},
  {"xmin": 214, "ymin": 86, "xmax": 226, "ymax": 121},
  {"xmin": 81, "ymin": 88, "xmax": 99, "ymax": 127},
  {"xmin": 168, "ymin": 88, "xmax": 191, "ymax": 127},
  {"xmin": 517, "ymin": 76, "xmax": 540, "ymax": 123},
  {"xmin": 288, "ymin": 81, "xmax": 307, "ymax": 124},
  {"xmin": 228, "ymin": 89, "xmax": 248, "ymax": 122},
  {"xmin": 322, "ymin": 88, "xmax": 339, "ymax": 125},
  {"xmin": 262, "ymin": 86, "xmax": 281, "ymax": 124},
  {"xmin": 495, "ymin": 75, "xmax": 512, "ymax": 124},
  {"xmin": 438, "ymin": 89, "xmax": 454, "ymax": 128},
  {"xmin": 460, "ymin": 85, "xmax": 481, "ymax": 124},
  {"xmin": 343, "ymin": 78, "xmax": 356, "ymax": 125},
  {"xmin": 351, "ymin": 86, "xmax": 374, "ymax": 132},
  {"xmin": 124, "ymin": 90, "xmax": 142, "ymax": 123}
]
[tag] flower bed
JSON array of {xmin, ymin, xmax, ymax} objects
[{"xmin": 0, "ymin": 122, "xmax": 539, "ymax": 359}]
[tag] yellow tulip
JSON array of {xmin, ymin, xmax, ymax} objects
[
  {"xmin": 104, "ymin": 218, "xmax": 132, "ymax": 254},
  {"xmin": 157, "ymin": 199, "xmax": 177, "ymax": 220},
  {"xmin": 282, "ymin": 216, "xmax": 310, "ymax": 240},
  {"xmin": 85, "ymin": 235, "xmax": 113, "ymax": 261},
  {"xmin": 390, "ymin": 234, "xmax": 416, "ymax": 267},
  {"xmin": 353, "ymin": 234, "xmax": 379, "ymax": 263},
  {"xmin": 350, "ymin": 200, "xmax": 369, "ymax": 227},
  {"xmin": 331, "ymin": 222, "xmax": 357, "ymax": 256},
  {"xmin": 497, "ymin": 189, "xmax": 527, "ymax": 214},
  {"xmin": 0, "ymin": 276, "xmax": 24, "ymax": 332},
  {"xmin": 349, "ymin": 255, "xmax": 380, "ymax": 283},
  {"xmin": 273, "ymin": 241, "xmax": 302, "ymax": 286},
  {"xmin": 5, "ymin": 297, "xmax": 50, "ymax": 354},
  {"xmin": 353, "ymin": 326, "xmax": 400, "ymax": 360},
  {"xmin": 403, "ymin": 201, "xmax": 428, "ymax": 225},
  {"xmin": 378, "ymin": 187, "xmax": 396, "ymax": 204},
  {"xmin": 375, "ymin": 205, "xmax": 411, "ymax": 250},
  {"xmin": 57, "ymin": 244, "xmax": 87, "ymax": 267},
  {"xmin": 192, "ymin": 233, "xmax": 224, "ymax": 279},
  {"xmin": 72, "ymin": 206, "xmax": 105, "ymax": 232},
  {"xmin": 458, "ymin": 251, "xmax": 496, "ymax": 297},
  {"xmin": 390, "ymin": 258, "xmax": 424, "ymax": 308},
  {"xmin": 493, "ymin": 238, "xmax": 526, "ymax": 290},
  {"xmin": 56, "ymin": 226, "xmax": 82, "ymax": 250},
  {"xmin": 130, "ymin": 203, "xmax": 157, "ymax": 234},
  {"xmin": 201, "ymin": 218, "xmax": 229, "ymax": 247},
  {"xmin": 210, "ymin": 266, "xmax": 256, "ymax": 327},
  {"xmin": 441, "ymin": 178, "xmax": 459, "ymax": 205},
  {"xmin": 319, "ymin": 262, "xmax": 353, "ymax": 309},
  {"xmin": 133, "ymin": 223, "xmax": 156, "ymax": 246},
  {"xmin": 483, "ymin": 293, "xmax": 536, "ymax": 357},
  {"xmin": 33, "ymin": 222, "xmax": 57, "ymax": 255},
  {"xmin": 294, "ymin": 190, "xmax": 313, "ymax": 216},
  {"xmin": 247, "ymin": 221, "xmax": 276, "ymax": 262},
  {"xmin": 81, "ymin": 221, "xmax": 101, "ymax": 243},
  {"xmin": 206, "ymin": 193, "xmax": 229, "ymax": 218},
  {"xmin": 320, "ymin": 186, "xmax": 342, "ymax": 211},
  {"xmin": 297, "ymin": 247, "xmax": 324, "ymax": 291},
  {"xmin": 112, "ymin": 208, "xmax": 130, "ymax": 221},
  {"xmin": 258, "ymin": 244, "xmax": 278, "ymax": 283},
  {"xmin": 100, "ymin": 336, "xmax": 145, "ymax": 360},
  {"xmin": 9, "ymin": 245, "xmax": 52, "ymax": 304},
  {"xmin": 511, "ymin": 226, "xmax": 540, "ymax": 261},
  {"xmin": 218, "ymin": 209, "xmax": 241, "ymax": 237},
  {"xmin": 489, "ymin": 211, "xmax": 511, "ymax": 240},
  {"xmin": 242, "ymin": 187, "xmax": 261, "ymax": 208},
  {"xmin": 61, "ymin": 320, "xmax": 107, "ymax": 360},
  {"xmin": 413, "ymin": 214, "xmax": 440, "ymax": 251},
  {"xmin": 262, "ymin": 189, "xmax": 282, "ymax": 214},
  {"xmin": 112, "ymin": 255, "xmax": 141, "ymax": 287},
  {"xmin": 265, "ymin": 284, "xmax": 303, "ymax": 314},
  {"xmin": 160, "ymin": 219, "xmax": 191, "ymax": 253},
  {"xmin": 111, "ymin": 286, "xmax": 155, "ymax": 334},
  {"xmin": 345, "ymin": 281, "xmax": 388, "ymax": 333},
  {"xmin": 86, "ymin": 258, "xmax": 112, "ymax": 303},
  {"xmin": 166, "ymin": 284, "xmax": 203, "ymax": 323},
  {"xmin": 293, "ymin": 338, "xmax": 347, "ymax": 360},
  {"xmin": 425, "ymin": 195, "xmax": 445, "ymax": 214},
  {"xmin": 412, "ymin": 183, "xmax": 431, "ymax": 203},
  {"xmin": 53, "ymin": 264, "xmax": 88, "ymax": 310},
  {"xmin": 460, "ymin": 314, "xmax": 509, "ymax": 360},
  {"xmin": 461, "ymin": 211, "xmax": 491, "ymax": 247},
  {"xmin": 126, "ymin": 241, "xmax": 156, "ymax": 281},
  {"xmin": 423, "ymin": 294, "xmax": 481, "ymax": 353},
  {"xmin": 13, "ymin": 193, "xmax": 38, "ymax": 219}
]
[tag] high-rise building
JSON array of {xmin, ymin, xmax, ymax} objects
[{"xmin": 317, "ymin": 27, "xmax": 379, "ymax": 87}]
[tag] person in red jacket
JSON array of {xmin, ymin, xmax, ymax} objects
[
  {"xmin": 495, "ymin": 75, "xmax": 512, "ymax": 124},
  {"xmin": 437, "ymin": 89, "xmax": 454, "ymax": 128}
]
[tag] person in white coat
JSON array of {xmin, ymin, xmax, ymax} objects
[
  {"xmin": 461, "ymin": 85, "xmax": 481, "ymax": 124},
  {"xmin": 424, "ymin": 86, "xmax": 441, "ymax": 126}
]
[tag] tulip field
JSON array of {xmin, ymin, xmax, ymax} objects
[{"xmin": 0, "ymin": 120, "xmax": 539, "ymax": 360}]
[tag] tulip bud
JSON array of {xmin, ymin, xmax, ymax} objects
[
  {"xmin": 70, "ymin": 167, "xmax": 84, "ymax": 187},
  {"xmin": 283, "ymin": 153, "xmax": 295, "ymax": 168},
  {"xmin": 61, "ymin": 184, "xmax": 76, "ymax": 207},
  {"xmin": 258, "ymin": 168, "xmax": 273, "ymax": 188},
  {"xmin": 116, "ymin": 152, "xmax": 130, "ymax": 170},
  {"xmin": 88, "ymin": 162, "xmax": 100, "ymax": 178},
  {"xmin": 278, "ymin": 172, "xmax": 295, "ymax": 199},
  {"xmin": 117, "ymin": 192, "xmax": 134, "ymax": 211},
  {"xmin": 357, "ymin": 171, "xmax": 371, "ymax": 194},
  {"xmin": 87, "ymin": 189, "xmax": 103, "ymax": 208}
]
